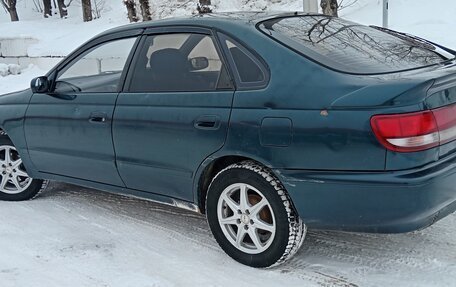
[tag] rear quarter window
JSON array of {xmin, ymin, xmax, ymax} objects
[
  {"xmin": 258, "ymin": 15, "xmax": 449, "ymax": 74},
  {"xmin": 217, "ymin": 33, "xmax": 269, "ymax": 89}
]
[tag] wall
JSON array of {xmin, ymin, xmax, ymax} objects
[{"xmin": 0, "ymin": 38, "xmax": 64, "ymax": 71}]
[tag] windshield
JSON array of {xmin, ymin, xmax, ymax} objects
[{"xmin": 258, "ymin": 15, "xmax": 453, "ymax": 74}]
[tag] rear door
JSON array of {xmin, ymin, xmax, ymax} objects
[{"xmin": 113, "ymin": 28, "xmax": 234, "ymax": 201}]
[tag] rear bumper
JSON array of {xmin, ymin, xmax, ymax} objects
[{"xmin": 275, "ymin": 152, "xmax": 456, "ymax": 233}]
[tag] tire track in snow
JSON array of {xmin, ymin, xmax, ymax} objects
[
  {"xmin": 33, "ymin": 182, "xmax": 456, "ymax": 287},
  {"xmin": 39, "ymin": 183, "xmax": 332, "ymax": 285}
]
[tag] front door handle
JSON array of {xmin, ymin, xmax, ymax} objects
[
  {"xmin": 89, "ymin": 112, "xmax": 108, "ymax": 124},
  {"xmin": 194, "ymin": 115, "xmax": 221, "ymax": 130}
]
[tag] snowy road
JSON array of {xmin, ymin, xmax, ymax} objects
[{"xmin": 0, "ymin": 182, "xmax": 455, "ymax": 287}]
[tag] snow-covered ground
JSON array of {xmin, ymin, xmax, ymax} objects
[
  {"xmin": 1, "ymin": 1, "xmax": 456, "ymax": 286},
  {"xmin": 0, "ymin": 182, "xmax": 455, "ymax": 287}
]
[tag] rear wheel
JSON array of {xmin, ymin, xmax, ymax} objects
[
  {"xmin": 0, "ymin": 137, "xmax": 48, "ymax": 201},
  {"xmin": 206, "ymin": 161, "xmax": 306, "ymax": 268}
]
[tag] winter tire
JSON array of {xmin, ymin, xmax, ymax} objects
[
  {"xmin": 206, "ymin": 161, "xmax": 306, "ymax": 268},
  {"xmin": 0, "ymin": 136, "xmax": 48, "ymax": 201}
]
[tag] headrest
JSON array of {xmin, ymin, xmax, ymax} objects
[{"xmin": 149, "ymin": 48, "xmax": 189, "ymax": 74}]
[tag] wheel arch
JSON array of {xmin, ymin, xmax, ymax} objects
[
  {"xmin": 194, "ymin": 153, "xmax": 279, "ymax": 214},
  {"xmin": 0, "ymin": 125, "xmax": 39, "ymax": 179}
]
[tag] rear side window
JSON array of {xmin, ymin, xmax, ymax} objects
[
  {"xmin": 258, "ymin": 16, "xmax": 450, "ymax": 74},
  {"xmin": 128, "ymin": 33, "xmax": 232, "ymax": 93},
  {"xmin": 218, "ymin": 33, "xmax": 269, "ymax": 89}
]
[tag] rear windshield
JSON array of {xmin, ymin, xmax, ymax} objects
[{"xmin": 258, "ymin": 15, "xmax": 452, "ymax": 74}]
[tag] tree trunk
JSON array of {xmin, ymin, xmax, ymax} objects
[
  {"xmin": 124, "ymin": 0, "xmax": 139, "ymax": 23},
  {"xmin": 56, "ymin": 0, "xmax": 67, "ymax": 18},
  {"xmin": 7, "ymin": 0, "xmax": 19, "ymax": 21},
  {"xmin": 320, "ymin": 0, "xmax": 338, "ymax": 17},
  {"xmin": 138, "ymin": 0, "xmax": 151, "ymax": 21},
  {"xmin": 81, "ymin": 0, "xmax": 92, "ymax": 22},
  {"xmin": 42, "ymin": 0, "xmax": 52, "ymax": 18},
  {"xmin": 197, "ymin": 0, "xmax": 212, "ymax": 14}
]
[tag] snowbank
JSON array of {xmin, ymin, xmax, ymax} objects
[
  {"xmin": 0, "ymin": 63, "xmax": 8, "ymax": 77},
  {"xmin": 0, "ymin": 63, "xmax": 22, "ymax": 77},
  {"xmin": 8, "ymin": 64, "xmax": 21, "ymax": 75},
  {"xmin": 0, "ymin": 64, "xmax": 45, "ymax": 92}
]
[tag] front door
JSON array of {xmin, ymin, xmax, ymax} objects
[
  {"xmin": 113, "ymin": 30, "xmax": 234, "ymax": 201},
  {"xmin": 25, "ymin": 37, "xmax": 138, "ymax": 185}
]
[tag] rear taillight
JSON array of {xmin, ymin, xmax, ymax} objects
[
  {"xmin": 433, "ymin": 104, "xmax": 456, "ymax": 145},
  {"xmin": 371, "ymin": 103, "xmax": 456, "ymax": 152}
]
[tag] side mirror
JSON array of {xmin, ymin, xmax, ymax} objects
[
  {"xmin": 189, "ymin": 57, "xmax": 209, "ymax": 71},
  {"xmin": 31, "ymin": 76, "xmax": 50, "ymax": 93}
]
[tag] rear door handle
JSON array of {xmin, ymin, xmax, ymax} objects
[
  {"xmin": 194, "ymin": 115, "xmax": 221, "ymax": 130},
  {"xmin": 89, "ymin": 112, "xmax": 108, "ymax": 124}
]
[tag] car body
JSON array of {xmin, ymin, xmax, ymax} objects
[{"xmin": 1, "ymin": 12, "xmax": 456, "ymax": 267}]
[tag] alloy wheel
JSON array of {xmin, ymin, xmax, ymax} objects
[
  {"xmin": 0, "ymin": 145, "xmax": 32, "ymax": 194},
  {"xmin": 217, "ymin": 183, "xmax": 276, "ymax": 254}
]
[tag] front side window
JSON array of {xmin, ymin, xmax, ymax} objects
[
  {"xmin": 259, "ymin": 15, "xmax": 453, "ymax": 74},
  {"xmin": 54, "ymin": 37, "xmax": 137, "ymax": 93},
  {"xmin": 129, "ymin": 33, "xmax": 232, "ymax": 93}
]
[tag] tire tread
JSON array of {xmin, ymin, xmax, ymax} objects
[{"xmin": 208, "ymin": 160, "xmax": 306, "ymax": 267}]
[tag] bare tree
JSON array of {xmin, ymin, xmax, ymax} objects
[
  {"xmin": 124, "ymin": 0, "xmax": 138, "ymax": 22},
  {"xmin": 138, "ymin": 0, "xmax": 151, "ymax": 21},
  {"xmin": 42, "ymin": 0, "xmax": 66, "ymax": 18},
  {"xmin": 338, "ymin": 0, "xmax": 358, "ymax": 11},
  {"xmin": 32, "ymin": 0, "xmax": 43, "ymax": 13},
  {"xmin": 81, "ymin": 0, "xmax": 92, "ymax": 21},
  {"xmin": 197, "ymin": 0, "xmax": 211, "ymax": 14},
  {"xmin": 92, "ymin": 0, "xmax": 106, "ymax": 19},
  {"xmin": 1, "ymin": 0, "xmax": 19, "ymax": 21},
  {"xmin": 321, "ymin": 0, "xmax": 338, "ymax": 16},
  {"xmin": 320, "ymin": 0, "xmax": 358, "ymax": 17},
  {"xmin": 56, "ymin": 0, "xmax": 68, "ymax": 17},
  {"xmin": 42, "ymin": 0, "xmax": 52, "ymax": 17}
]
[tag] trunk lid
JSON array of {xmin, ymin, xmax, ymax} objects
[
  {"xmin": 330, "ymin": 60, "xmax": 456, "ymax": 109},
  {"xmin": 330, "ymin": 61, "xmax": 456, "ymax": 170}
]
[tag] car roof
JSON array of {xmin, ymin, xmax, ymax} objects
[{"xmin": 99, "ymin": 11, "xmax": 323, "ymax": 36}]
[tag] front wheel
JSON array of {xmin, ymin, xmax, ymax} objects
[
  {"xmin": 0, "ymin": 137, "xmax": 48, "ymax": 201},
  {"xmin": 206, "ymin": 161, "xmax": 306, "ymax": 268}
]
